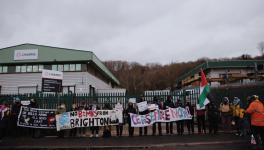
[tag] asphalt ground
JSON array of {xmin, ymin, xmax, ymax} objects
[{"xmin": 0, "ymin": 133, "xmax": 256, "ymax": 150}]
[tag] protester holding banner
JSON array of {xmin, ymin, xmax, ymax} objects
[
  {"xmin": 102, "ymin": 103, "xmax": 112, "ymax": 138},
  {"xmin": 137, "ymin": 97, "xmax": 149, "ymax": 136},
  {"xmin": 115, "ymin": 101, "xmax": 124, "ymax": 137},
  {"xmin": 89, "ymin": 102, "xmax": 100, "ymax": 138},
  {"xmin": 151, "ymin": 97, "xmax": 162, "ymax": 136},
  {"xmin": 11, "ymin": 98, "xmax": 21, "ymax": 137},
  {"xmin": 125, "ymin": 102, "xmax": 136, "ymax": 137},
  {"xmin": 29, "ymin": 98, "xmax": 41, "ymax": 138},
  {"xmin": 0, "ymin": 102, "xmax": 10, "ymax": 141},
  {"xmin": 185, "ymin": 102, "xmax": 194, "ymax": 134},
  {"xmin": 164, "ymin": 95, "xmax": 175, "ymax": 134},
  {"xmin": 56, "ymin": 103, "xmax": 66, "ymax": 138},
  {"xmin": 70, "ymin": 103, "xmax": 78, "ymax": 137},
  {"xmin": 78, "ymin": 101, "xmax": 87, "ymax": 137},
  {"xmin": 176, "ymin": 102, "xmax": 184, "ymax": 136}
]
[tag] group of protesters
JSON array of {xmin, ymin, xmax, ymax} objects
[{"xmin": 0, "ymin": 95, "xmax": 264, "ymax": 148}]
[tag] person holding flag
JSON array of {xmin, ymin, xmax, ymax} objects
[{"xmin": 196, "ymin": 69, "xmax": 210, "ymax": 134}]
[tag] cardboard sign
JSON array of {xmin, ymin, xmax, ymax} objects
[
  {"xmin": 17, "ymin": 106, "xmax": 56, "ymax": 128},
  {"xmin": 128, "ymin": 98, "xmax": 136, "ymax": 103},
  {"xmin": 137, "ymin": 101, "xmax": 148, "ymax": 112}
]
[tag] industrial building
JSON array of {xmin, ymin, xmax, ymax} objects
[
  {"xmin": 0, "ymin": 43, "xmax": 120, "ymax": 94},
  {"xmin": 175, "ymin": 60, "xmax": 264, "ymax": 88}
]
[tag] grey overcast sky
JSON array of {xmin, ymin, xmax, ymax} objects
[{"xmin": 0, "ymin": 0, "xmax": 264, "ymax": 64}]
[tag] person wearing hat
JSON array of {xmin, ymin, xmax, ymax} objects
[
  {"xmin": 246, "ymin": 95, "xmax": 264, "ymax": 149},
  {"xmin": 219, "ymin": 97, "xmax": 231, "ymax": 132},
  {"xmin": 231, "ymin": 97, "xmax": 244, "ymax": 136}
]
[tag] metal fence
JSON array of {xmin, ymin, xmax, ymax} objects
[{"xmin": 0, "ymin": 89, "xmax": 201, "ymax": 110}]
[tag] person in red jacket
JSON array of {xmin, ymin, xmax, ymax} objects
[{"xmin": 246, "ymin": 95, "xmax": 264, "ymax": 148}]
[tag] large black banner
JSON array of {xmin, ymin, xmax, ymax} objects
[{"xmin": 17, "ymin": 106, "xmax": 56, "ymax": 129}]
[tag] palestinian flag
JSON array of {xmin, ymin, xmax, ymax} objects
[{"xmin": 196, "ymin": 69, "xmax": 210, "ymax": 110}]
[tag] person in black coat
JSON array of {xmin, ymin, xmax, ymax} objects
[
  {"xmin": 176, "ymin": 102, "xmax": 184, "ymax": 136},
  {"xmin": 185, "ymin": 102, "xmax": 195, "ymax": 134},
  {"xmin": 11, "ymin": 98, "xmax": 21, "ymax": 137},
  {"xmin": 138, "ymin": 97, "xmax": 149, "ymax": 136},
  {"xmin": 207, "ymin": 101, "xmax": 219, "ymax": 134},
  {"xmin": 152, "ymin": 97, "xmax": 162, "ymax": 136},
  {"xmin": 164, "ymin": 96, "xmax": 175, "ymax": 134},
  {"xmin": 125, "ymin": 102, "xmax": 136, "ymax": 137}
]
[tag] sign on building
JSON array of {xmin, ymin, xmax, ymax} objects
[
  {"xmin": 14, "ymin": 49, "xmax": 38, "ymax": 60},
  {"xmin": 42, "ymin": 69, "xmax": 63, "ymax": 92}
]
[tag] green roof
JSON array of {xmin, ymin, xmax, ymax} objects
[
  {"xmin": 0, "ymin": 43, "xmax": 120, "ymax": 85},
  {"xmin": 176, "ymin": 60, "xmax": 264, "ymax": 83}
]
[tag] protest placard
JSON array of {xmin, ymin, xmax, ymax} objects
[
  {"xmin": 130, "ymin": 107, "xmax": 192, "ymax": 127},
  {"xmin": 56, "ymin": 109, "xmax": 121, "ymax": 131},
  {"xmin": 114, "ymin": 103, "xmax": 124, "ymax": 123},
  {"xmin": 137, "ymin": 101, "xmax": 148, "ymax": 112},
  {"xmin": 128, "ymin": 98, "xmax": 136, "ymax": 103},
  {"xmin": 17, "ymin": 106, "xmax": 56, "ymax": 128}
]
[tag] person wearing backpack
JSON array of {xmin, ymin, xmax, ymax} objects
[
  {"xmin": 246, "ymin": 95, "xmax": 264, "ymax": 149},
  {"xmin": 219, "ymin": 97, "xmax": 231, "ymax": 132}
]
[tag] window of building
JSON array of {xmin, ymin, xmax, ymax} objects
[
  {"xmin": 27, "ymin": 65, "xmax": 33, "ymax": 72},
  {"xmin": 16, "ymin": 66, "xmax": 21, "ymax": 72},
  {"xmin": 0, "ymin": 66, "xmax": 2, "ymax": 73},
  {"xmin": 76, "ymin": 64, "xmax": 81, "ymax": 71},
  {"xmin": 58, "ymin": 64, "xmax": 63, "ymax": 72},
  {"xmin": 2, "ymin": 66, "xmax": 7, "ymax": 73},
  {"xmin": 52, "ymin": 65, "xmax": 58, "ymax": 71},
  {"xmin": 64, "ymin": 64, "xmax": 69, "ymax": 71},
  {"xmin": 38, "ymin": 65, "xmax": 43, "ymax": 72},
  {"xmin": 21, "ymin": 66, "xmax": 27, "ymax": 72},
  {"xmin": 33, "ymin": 65, "xmax": 38, "ymax": 72},
  {"xmin": 70, "ymin": 64, "xmax": 75, "ymax": 71}
]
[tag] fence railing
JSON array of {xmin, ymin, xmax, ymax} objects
[{"xmin": 0, "ymin": 89, "xmax": 201, "ymax": 110}]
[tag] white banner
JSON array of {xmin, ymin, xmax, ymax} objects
[
  {"xmin": 14, "ymin": 49, "xmax": 38, "ymax": 60},
  {"xmin": 130, "ymin": 107, "xmax": 192, "ymax": 127},
  {"xmin": 56, "ymin": 110, "xmax": 120, "ymax": 131},
  {"xmin": 42, "ymin": 69, "xmax": 63, "ymax": 80}
]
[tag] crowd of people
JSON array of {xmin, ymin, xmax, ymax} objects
[{"xmin": 0, "ymin": 95, "xmax": 263, "ymax": 148}]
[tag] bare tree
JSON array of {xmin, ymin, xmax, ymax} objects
[{"xmin": 258, "ymin": 41, "xmax": 264, "ymax": 56}]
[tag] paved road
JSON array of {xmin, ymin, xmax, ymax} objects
[{"xmin": 0, "ymin": 133, "xmax": 258, "ymax": 150}]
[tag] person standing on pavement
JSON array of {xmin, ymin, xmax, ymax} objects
[
  {"xmin": 125, "ymin": 102, "xmax": 137, "ymax": 137},
  {"xmin": 245, "ymin": 95, "xmax": 264, "ymax": 149},
  {"xmin": 207, "ymin": 101, "xmax": 219, "ymax": 134},
  {"xmin": 29, "ymin": 98, "xmax": 40, "ymax": 138},
  {"xmin": 89, "ymin": 101, "xmax": 100, "ymax": 138},
  {"xmin": 164, "ymin": 95, "xmax": 175, "ymax": 134},
  {"xmin": 231, "ymin": 97, "xmax": 244, "ymax": 136},
  {"xmin": 176, "ymin": 102, "xmax": 184, "ymax": 136},
  {"xmin": 219, "ymin": 97, "xmax": 232, "ymax": 132},
  {"xmin": 70, "ymin": 103, "xmax": 78, "ymax": 137},
  {"xmin": 56, "ymin": 103, "xmax": 66, "ymax": 138},
  {"xmin": 11, "ymin": 97, "xmax": 21, "ymax": 137},
  {"xmin": 115, "ymin": 101, "xmax": 124, "ymax": 137},
  {"xmin": 0, "ymin": 102, "xmax": 10, "ymax": 141},
  {"xmin": 196, "ymin": 108, "xmax": 206, "ymax": 134},
  {"xmin": 138, "ymin": 97, "xmax": 148, "ymax": 136},
  {"xmin": 185, "ymin": 102, "xmax": 195, "ymax": 134},
  {"xmin": 151, "ymin": 97, "xmax": 162, "ymax": 136}
]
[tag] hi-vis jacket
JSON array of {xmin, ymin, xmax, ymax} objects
[{"xmin": 246, "ymin": 99, "xmax": 264, "ymax": 126}]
